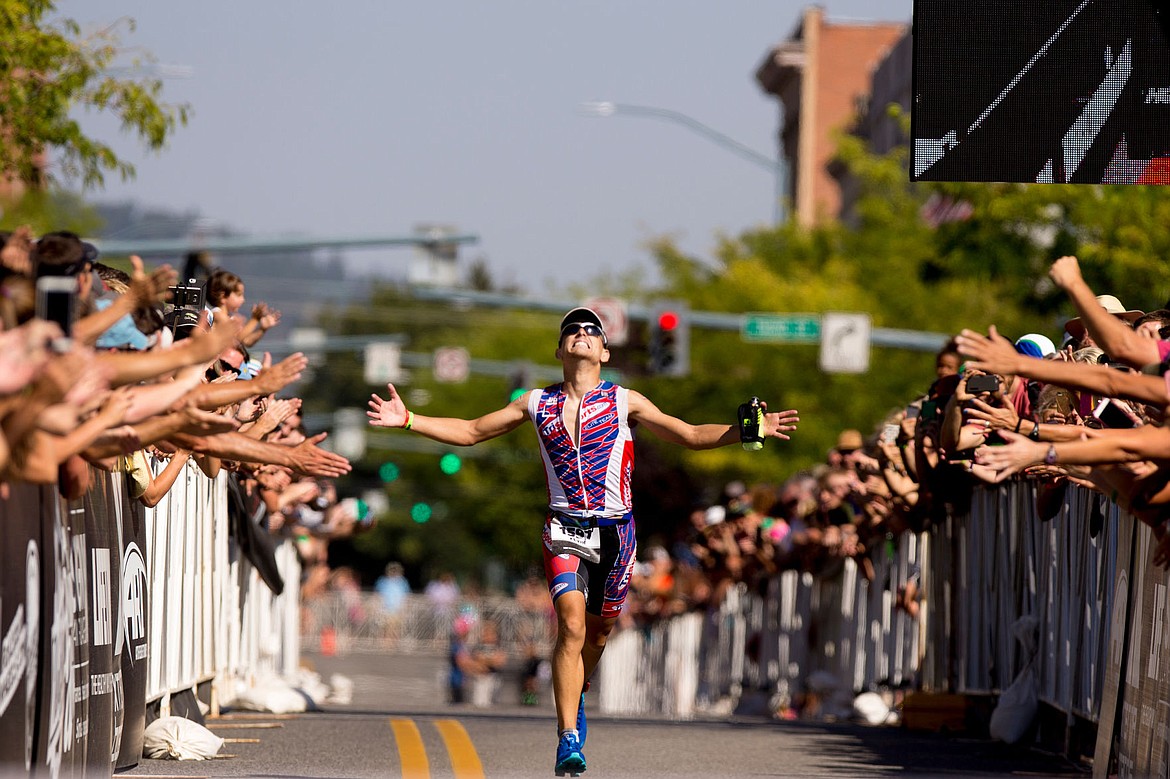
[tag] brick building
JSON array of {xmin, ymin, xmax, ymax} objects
[{"xmin": 755, "ymin": 6, "xmax": 907, "ymax": 226}]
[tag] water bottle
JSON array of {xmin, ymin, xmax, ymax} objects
[{"xmin": 738, "ymin": 396, "xmax": 765, "ymax": 451}]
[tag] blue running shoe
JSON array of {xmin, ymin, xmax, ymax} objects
[
  {"xmin": 576, "ymin": 692, "xmax": 587, "ymax": 747},
  {"xmin": 554, "ymin": 732, "xmax": 586, "ymax": 777}
]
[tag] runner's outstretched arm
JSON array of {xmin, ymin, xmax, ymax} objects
[
  {"xmin": 626, "ymin": 390, "xmax": 799, "ymax": 450},
  {"xmin": 367, "ymin": 382, "xmax": 530, "ymax": 445}
]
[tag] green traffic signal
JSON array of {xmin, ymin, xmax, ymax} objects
[
  {"xmin": 410, "ymin": 502, "xmax": 432, "ymax": 523},
  {"xmin": 439, "ymin": 452, "xmax": 462, "ymax": 475}
]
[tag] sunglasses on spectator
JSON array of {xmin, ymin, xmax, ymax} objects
[{"xmin": 561, "ymin": 322, "xmax": 605, "ymax": 340}]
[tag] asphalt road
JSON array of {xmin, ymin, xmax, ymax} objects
[{"xmin": 118, "ymin": 651, "xmax": 1088, "ymax": 779}]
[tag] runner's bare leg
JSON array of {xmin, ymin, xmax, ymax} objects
[
  {"xmin": 582, "ymin": 612, "xmax": 618, "ymax": 683},
  {"xmin": 552, "ymin": 591, "xmax": 587, "ymax": 731}
]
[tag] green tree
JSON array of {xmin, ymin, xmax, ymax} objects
[
  {"xmin": 0, "ymin": 2, "xmax": 189, "ymax": 190},
  {"xmin": 311, "ymin": 124, "xmax": 1170, "ymax": 584},
  {"xmin": 636, "ymin": 117, "xmax": 1170, "ymax": 496},
  {"xmin": 312, "ymin": 288, "xmax": 563, "ymax": 585}
]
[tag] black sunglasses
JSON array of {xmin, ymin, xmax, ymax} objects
[{"xmin": 560, "ymin": 322, "xmax": 605, "ymax": 341}]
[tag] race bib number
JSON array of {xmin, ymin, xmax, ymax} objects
[{"xmin": 548, "ymin": 517, "xmax": 601, "ymax": 564}]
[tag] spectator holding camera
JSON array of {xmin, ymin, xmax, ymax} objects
[{"xmin": 0, "ymin": 229, "xmax": 350, "ymax": 506}]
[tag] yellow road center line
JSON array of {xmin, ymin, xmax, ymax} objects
[
  {"xmin": 390, "ymin": 718, "xmax": 430, "ymax": 779},
  {"xmin": 435, "ymin": 719, "xmax": 485, "ymax": 779}
]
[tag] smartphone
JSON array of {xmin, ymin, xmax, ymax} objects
[
  {"xmin": 966, "ymin": 374, "xmax": 1001, "ymax": 394},
  {"xmin": 35, "ymin": 276, "xmax": 78, "ymax": 339},
  {"xmin": 1093, "ymin": 398, "xmax": 1140, "ymax": 429},
  {"xmin": 880, "ymin": 424, "xmax": 899, "ymax": 444}
]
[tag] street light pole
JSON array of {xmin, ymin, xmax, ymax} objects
[{"xmin": 581, "ymin": 100, "xmax": 786, "ymax": 225}]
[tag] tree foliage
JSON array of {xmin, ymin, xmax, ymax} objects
[
  {"xmin": 308, "ymin": 121, "xmax": 1170, "ymax": 587},
  {"xmin": 314, "ymin": 289, "xmax": 560, "ymax": 584},
  {"xmin": 0, "ymin": 2, "xmax": 189, "ymax": 189}
]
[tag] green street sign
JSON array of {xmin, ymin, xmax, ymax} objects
[{"xmin": 741, "ymin": 314, "xmax": 822, "ymax": 343}]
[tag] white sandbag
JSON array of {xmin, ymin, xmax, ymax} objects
[
  {"xmin": 142, "ymin": 716, "xmax": 224, "ymax": 761},
  {"xmin": 291, "ymin": 669, "xmax": 330, "ymax": 709},
  {"xmin": 232, "ymin": 677, "xmax": 308, "ymax": 714},
  {"xmin": 328, "ymin": 673, "xmax": 355, "ymax": 705},
  {"xmin": 853, "ymin": 692, "xmax": 890, "ymax": 725}
]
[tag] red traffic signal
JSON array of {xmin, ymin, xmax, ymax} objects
[
  {"xmin": 647, "ymin": 303, "xmax": 689, "ymax": 377},
  {"xmin": 657, "ymin": 310, "xmax": 680, "ymax": 331}
]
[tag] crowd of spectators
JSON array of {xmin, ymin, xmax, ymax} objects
[
  {"xmin": 622, "ymin": 255, "xmax": 1170, "ymax": 625},
  {"xmin": 0, "ymin": 227, "xmax": 357, "ymax": 599}
]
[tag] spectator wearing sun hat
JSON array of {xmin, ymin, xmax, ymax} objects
[
  {"xmin": 828, "ymin": 428, "xmax": 864, "ymax": 468},
  {"xmin": 1064, "ymin": 294, "xmax": 1143, "ymax": 346},
  {"xmin": 1049, "ymin": 256, "xmax": 1162, "ymax": 369}
]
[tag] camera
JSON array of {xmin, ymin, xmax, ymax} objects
[
  {"xmin": 165, "ymin": 278, "xmax": 206, "ymax": 340},
  {"xmin": 966, "ymin": 374, "xmax": 1001, "ymax": 394},
  {"xmin": 164, "ymin": 308, "xmax": 202, "ymax": 341},
  {"xmin": 168, "ymin": 278, "xmax": 204, "ymax": 310}
]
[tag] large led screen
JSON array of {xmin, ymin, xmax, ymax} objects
[{"xmin": 912, "ymin": 0, "xmax": 1170, "ymax": 184}]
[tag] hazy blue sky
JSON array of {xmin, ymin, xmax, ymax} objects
[{"xmin": 65, "ymin": 2, "xmax": 912, "ymax": 292}]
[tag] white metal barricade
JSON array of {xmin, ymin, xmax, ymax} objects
[{"xmin": 143, "ymin": 458, "xmax": 301, "ymax": 712}]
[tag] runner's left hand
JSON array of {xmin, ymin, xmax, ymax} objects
[{"xmin": 762, "ymin": 404, "xmax": 800, "ymax": 441}]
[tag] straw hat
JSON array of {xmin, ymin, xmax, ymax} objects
[{"xmin": 1064, "ymin": 295, "xmax": 1143, "ymax": 341}]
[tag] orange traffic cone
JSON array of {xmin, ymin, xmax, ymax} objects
[{"xmin": 320, "ymin": 625, "xmax": 337, "ymax": 656}]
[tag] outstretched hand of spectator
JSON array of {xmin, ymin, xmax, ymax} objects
[
  {"xmin": 954, "ymin": 459, "xmax": 1004, "ymax": 484},
  {"xmin": 259, "ymin": 397, "xmax": 301, "ymax": 429},
  {"xmin": 974, "ymin": 429, "xmax": 1045, "ymax": 480},
  {"xmin": 955, "ymin": 325, "xmax": 1022, "ymax": 378},
  {"xmin": 186, "ymin": 316, "xmax": 243, "ymax": 363},
  {"xmin": 1048, "ymin": 255, "xmax": 1084, "ymax": 292},
  {"xmin": 253, "ymin": 352, "xmax": 307, "ymax": 395},
  {"xmin": 179, "ymin": 403, "xmax": 241, "ymax": 436},
  {"xmin": 129, "ymin": 255, "xmax": 178, "ymax": 308},
  {"xmin": 0, "ymin": 225, "xmax": 33, "ymax": 276},
  {"xmin": 963, "ymin": 395, "xmax": 1020, "ymax": 432},
  {"xmin": 250, "ymin": 302, "xmax": 281, "ymax": 332},
  {"xmin": 62, "ymin": 348, "xmax": 114, "ymax": 408},
  {"xmin": 0, "ymin": 321, "xmax": 58, "ymax": 394},
  {"xmin": 288, "ymin": 432, "xmax": 352, "ymax": 478}
]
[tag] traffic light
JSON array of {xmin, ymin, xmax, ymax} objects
[
  {"xmin": 647, "ymin": 302, "xmax": 690, "ymax": 377},
  {"xmin": 439, "ymin": 452, "xmax": 462, "ymax": 475},
  {"xmin": 507, "ymin": 363, "xmax": 531, "ymax": 402}
]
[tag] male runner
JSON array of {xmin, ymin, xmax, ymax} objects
[{"xmin": 367, "ymin": 307, "xmax": 800, "ymax": 776}]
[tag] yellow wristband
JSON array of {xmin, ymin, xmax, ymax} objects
[{"xmin": 403, "ymin": 410, "xmax": 414, "ymax": 430}]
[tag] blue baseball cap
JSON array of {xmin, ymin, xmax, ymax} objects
[{"xmin": 94, "ymin": 299, "xmax": 150, "ymax": 350}]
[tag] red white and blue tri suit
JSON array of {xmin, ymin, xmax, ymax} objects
[{"xmin": 528, "ymin": 380, "xmax": 637, "ymax": 618}]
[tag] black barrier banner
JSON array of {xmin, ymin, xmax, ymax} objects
[
  {"xmin": 114, "ymin": 473, "xmax": 149, "ymax": 770},
  {"xmin": 36, "ymin": 488, "xmax": 89, "ymax": 779},
  {"xmin": 1094, "ymin": 512, "xmax": 1135, "ymax": 778},
  {"xmin": 0, "ymin": 484, "xmax": 42, "ymax": 774},
  {"xmin": 83, "ymin": 475, "xmax": 119, "ymax": 773}
]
